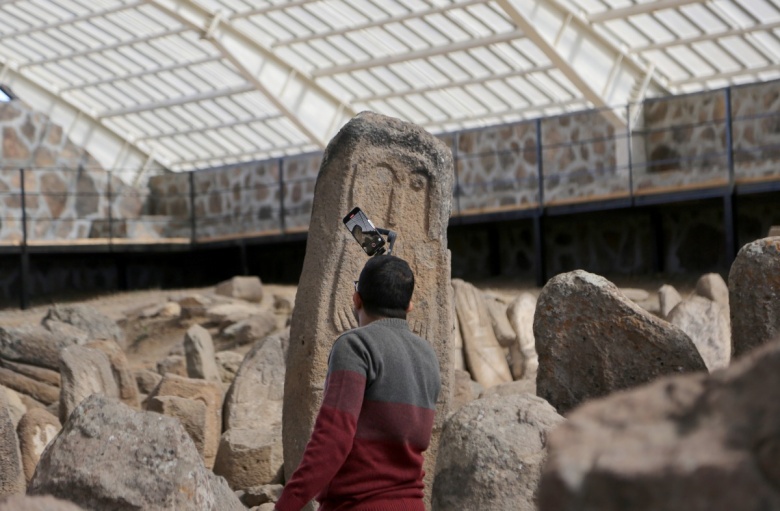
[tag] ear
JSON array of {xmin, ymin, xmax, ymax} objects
[
  {"xmin": 406, "ymin": 300, "xmax": 414, "ymax": 313},
  {"xmin": 353, "ymin": 291, "xmax": 363, "ymax": 311}
]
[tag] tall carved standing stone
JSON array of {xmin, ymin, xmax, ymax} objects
[{"xmin": 283, "ymin": 112, "xmax": 454, "ymax": 509}]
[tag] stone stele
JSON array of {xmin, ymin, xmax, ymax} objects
[{"xmin": 283, "ymin": 112, "xmax": 454, "ymax": 510}]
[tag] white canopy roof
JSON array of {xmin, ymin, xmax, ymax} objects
[{"xmin": 1, "ymin": 0, "xmax": 778, "ymax": 177}]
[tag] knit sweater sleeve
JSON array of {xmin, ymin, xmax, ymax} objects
[{"xmin": 275, "ymin": 333, "xmax": 369, "ymax": 511}]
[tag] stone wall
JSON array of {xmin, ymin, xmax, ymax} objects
[
  {"xmin": 0, "ymin": 100, "xmax": 147, "ymax": 241},
  {"xmin": 454, "ymin": 123, "xmax": 539, "ymax": 215},
  {"xmin": 731, "ymin": 81, "xmax": 780, "ymax": 182},
  {"xmin": 634, "ymin": 90, "xmax": 729, "ymax": 193},
  {"xmin": 146, "ymin": 153, "xmax": 321, "ymax": 240}
]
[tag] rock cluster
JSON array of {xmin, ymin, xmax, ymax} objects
[
  {"xmin": 0, "ymin": 231, "xmax": 778, "ymax": 511},
  {"xmin": 0, "ymin": 275, "xmax": 295, "ymax": 509}
]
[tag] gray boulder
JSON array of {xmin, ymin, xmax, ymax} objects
[
  {"xmin": 667, "ymin": 295, "xmax": 731, "ymax": 371},
  {"xmin": 538, "ymin": 340, "xmax": 780, "ymax": 511},
  {"xmin": 43, "ymin": 304, "xmax": 125, "ymax": 348},
  {"xmin": 208, "ymin": 472, "xmax": 246, "ymax": 511},
  {"xmin": 729, "ymin": 237, "xmax": 780, "ymax": 358},
  {"xmin": 0, "ymin": 495, "xmax": 85, "ymax": 510},
  {"xmin": 0, "ymin": 325, "xmax": 86, "ymax": 370},
  {"xmin": 215, "ymin": 351, "xmax": 244, "ymax": 384},
  {"xmin": 184, "ymin": 324, "xmax": 221, "ymax": 383},
  {"xmin": 223, "ymin": 312, "xmax": 278, "ymax": 346},
  {"xmin": 215, "ymin": 276, "xmax": 264, "ymax": 303},
  {"xmin": 223, "ymin": 333, "xmax": 286, "ymax": 432},
  {"xmin": 658, "ymin": 284, "xmax": 682, "ymax": 318},
  {"xmin": 16, "ymin": 407, "xmax": 61, "ymax": 484},
  {"xmin": 0, "ymin": 397, "xmax": 25, "ymax": 498},
  {"xmin": 29, "ymin": 395, "xmax": 217, "ymax": 510},
  {"xmin": 432, "ymin": 394, "xmax": 564, "ymax": 511},
  {"xmin": 87, "ymin": 339, "xmax": 140, "ymax": 408},
  {"xmin": 535, "ymin": 270, "xmax": 706, "ymax": 414},
  {"xmin": 695, "ymin": 272, "xmax": 729, "ymax": 305},
  {"xmin": 506, "ymin": 292, "xmax": 538, "ymax": 380},
  {"xmin": 59, "ymin": 345, "xmax": 120, "ymax": 423}
]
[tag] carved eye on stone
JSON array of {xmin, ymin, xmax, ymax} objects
[{"xmin": 410, "ymin": 173, "xmax": 427, "ymax": 191}]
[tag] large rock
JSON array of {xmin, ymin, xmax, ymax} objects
[
  {"xmin": 450, "ymin": 288, "xmax": 466, "ymax": 372},
  {"xmin": 146, "ymin": 374, "xmax": 223, "ymax": 470},
  {"xmin": 0, "ymin": 495, "xmax": 85, "ymax": 511},
  {"xmin": 535, "ymin": 270, "xmax": 706, "ymax": 414},
  {"xmin": 157, "ymin": 354, "xmax": 188, "ymax": 377},
  {"xmin": 147, "ymin": 394, "xmax": 208, "ymax": 463},
  {"xmin": 215, "ymin": 276, "xmax": 264, "ymax": 303},
  {"xmin": 223, "ymin": 312, "xmax": 278, "ymax": 346},
  {"xmin": 538, "ymin": 340, "xmax": 780, "ymax": 511},
  {"xmin": 667, "ymin": 295, "xmax": 731, "ymax": 371},
  {"xmin": 432, "ymin": 394, "xmax": 564, "ymax": 511},
  {"xmin": 479, "ymin": 378, "xmax": 536, "ymax": 399},
  {"xmin": 283, "ymin": 111, "xmax": 454, "ymax": 509},
  {"xmin": 695, "ymin": 272, "xmax": 729, "ymax": 305},
  {"xmin": 213, "ymin": 428, "xmax": 283, "ymax": 490},
  {"xmin": 452, "ymin": 279, "xmax": 512, "ymax": 388},
  {"xmin": 0, "ymin": 359, "xmax": 60, "ymax": 387},
  {"xmin": 87, "ymin": 339, "xmax": 140, "ymax": 408},
  {"xmin": 0, "ymin": 325, "xmax": 86, "ymax": 370},
  {"xmin": 729, "ymin": 237, "xmax": 780, "ymax": 358},
  {"xmin": 16, "ymin": 407, "xmax": 60, "ymax": 484},
  {"xmin": 134, "ymin": 368, "xmax": 162, "ymax": 394},
  {"xmin": 42, "ymin": 304, "xmax": 125, "ymax": 348},
  {"xmin": 0, "ymin": 384, "xmax": 27, "ymax": 426},
  {"xmin": 0, "ymin": 367, "xmax": 58, "ymax": 405},
  {"xmin": 506, "ymin": 292, "xmax": 538, "ymax": 380},
  {"xmin": 658, "ymin": 284, "xmax": 683, "ymax": 318},
  {"xmin": 28, "ymin": 395, "xmax": 216, "ymax": 510},
  {"xmin": 184, "ymin": 324, "xmax": 221, "ymax": 382},
  {"xmin": 484, "ymin": 294, "xmax": 516, "ymax": 347},
  {"xmin": 59, "ymin": 345, "xmax": 120, "ymax": 423},
  {"xmin": 224, "ymin": 333, "xmax": 285, "ymax": 432},
  {"xmin": 450, "ymin": 369, "xmax": 481, "ymax": 415},
  {"xmin": 0, "ymin": 396, "xmax": 25, "ymax": 497},
  {"xmin": 215, "ymin": 350, "xmax": 244, "ymax": 384},
  {"xmin": 208, "ymin": 472, "xmax": 246, "ymax": 511},
  {"xmin": 207, "ymin": 303, "xmax": 267, "ymax": 329}
]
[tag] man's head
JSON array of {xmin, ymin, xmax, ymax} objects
[{"xmin": 354, "ymin": 255, "xmax": 414, "ymax": 321}]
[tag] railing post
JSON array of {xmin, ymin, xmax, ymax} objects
[
  {"xmin": 189, "ymin": 170, "xmax": 196, "ymax": 245},
  {"xmin": 107, "ymin": 170, "xmax": 113, "ymax": 245},
  {"xmin": 627, "ymin": 102, "xmax": 634, "ymax": 204},
  {"xmin": 723, "ymin": 86, "xmax": 737, "ymax": 265},
  {"xmin": 19, "ymin": 168, "xmax": 29, "ymax": 310},
  {"xmin": 534, "ymin": 118, "xmax": 547, "ymax": 287},
  {"xmin": 279, "ymin": 158, "xmax": 286, "ymax": 233},
  {"xmin": 452, "ymin": 133, "xmax": 462, "ymax": 220}
]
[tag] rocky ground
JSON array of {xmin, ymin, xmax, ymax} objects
[{"xmin": 0, "ymin": 273, "xmax": 701, "ymax": 368}]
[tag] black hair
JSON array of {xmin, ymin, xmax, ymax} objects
[{"xmin": 357, "ymin": 255, "xmax": 414, "ymax": 319}]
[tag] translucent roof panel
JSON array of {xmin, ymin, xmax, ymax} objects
[{"xmin": 0, "ymin": 0, "xmax": 777, "ymax": 176}]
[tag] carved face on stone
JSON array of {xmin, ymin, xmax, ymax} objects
[{"xmin": 330, "ymin": 151, "xmax": 443, "ymax": 337}]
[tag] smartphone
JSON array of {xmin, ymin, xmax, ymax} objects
[{"xmin": 343, "ymin": 207, "xmax": 386, "ymax": 256}]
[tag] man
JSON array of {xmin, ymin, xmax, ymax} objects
[{"xmin": 275, "ymin": 255, "xmax": 441, "ymax": 511}]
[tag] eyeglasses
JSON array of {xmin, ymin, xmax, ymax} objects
[{"xmin": 353, "ymin": 280, "xmax": 359, "ymax": 293}]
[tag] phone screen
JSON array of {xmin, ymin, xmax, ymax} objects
[{"xmin": 343, "ymin": 207, "xmax": 386, "ymax": 256}]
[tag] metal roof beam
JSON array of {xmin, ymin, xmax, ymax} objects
[
  {"xmin": 98, "ymin": 84, "xmax": 254, "ymax": 118},
  {"xmin": 18, "ymin": 27, "xmax": 188, "ymax": 68},
  {"xmin": 671, "ymin": 62, "xmax": 780, "ymax": 86},
  {"xmin": 146, "ymin": 0, "xmax": 356, "ymax": 149},
  {"xmin": 633, "ymin": 20, "xmax": 780, "ymax": 52},
  {"xmin": 588, "ymin": 0, "xmax": 705, "ymax": 23},
  {"xmin": 230, "ymin": 0, "xmax": 319, "ymax": 19},
  {"xmin": 495, "ymin": 0, "xmax": 670, "ymax": 126},
  {"xmin": 311, "ymin": 31, "xmax": 525, "ymax": 78},
  {"xmin": 368, "ymin": 66, "xmax": 555, "ymax": 101},
  {"xmin": 273, "ymin": 0, "xmax": 487, "ymax": 47},
  {"xmin": 174, "ymin": 143, "xmax": 312, "ymax": 168},
  {"xmin": 135, "ymin": 113, "xmax": 284, "ymax": 141},
  {"xmin": 58, "ymin": 55, "xmax": 220, "ymax": 92},
  {"xmin": 0, "ymin": 1, "xmax": 144, "ymax": 40}
]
